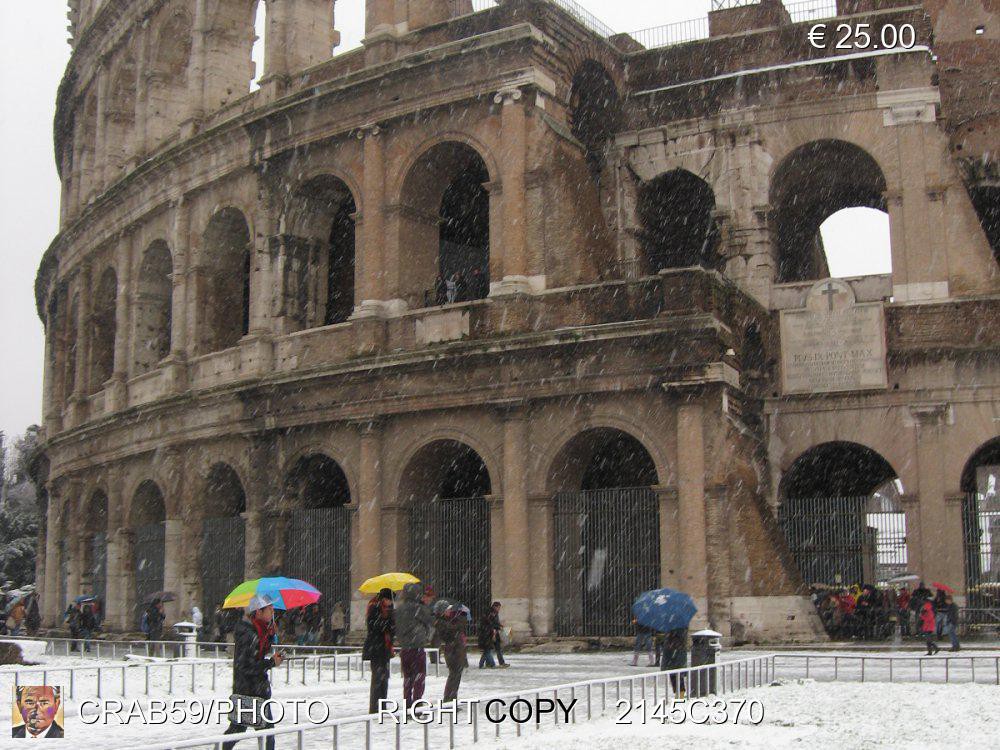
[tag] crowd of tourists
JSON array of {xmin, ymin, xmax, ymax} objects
[{"xmin": 811, "ymin": 581, "xmax": 961, "ymax": 652}]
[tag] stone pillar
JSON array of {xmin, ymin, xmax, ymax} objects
[
  {"xmin": 363, "ymin": 0, "xmax": 398, "ymax": 63},
  {"xmin": 118, "ymin": 528, "xmax": 137, "ymax": 631},
  {"xmin": 705, "ymin": 484, "xmax": 732, "ymax": 636},
  {"xmin": 188, "ymin": 0, "xmax": 208, "ymax": 125},
  {"xmin": 900, "ymin": 493, "xmax": 923, "ymax": 575},
  {"xmin": 354, "ymin": 125, "xmax": 389, "ymax": 316},
  {"xmin": 43, "ymin": 483, "xmax": 64, "ymax": 627},
  {"xmin": 244, "ymin": 511, "xmax": 265, "ymax": 579},
  {"xmin": 134, "ymin": 23, "xmax": 149, "ymax": 158},
  {"xmin": 500, "ymin": 408, "xmax": 531, "ymax": 635},
  {"xmin": 494, "ymin": 89, "xmax": 531, "ymax": 295},
  {"xmin": 107, "ymin": 238, "xmax": 133, "ymax": 411},
  {"xmin": 264, "ymin": 0, "xmax": 339, "ymax": 83},
  {"xmin": 104, "ymin": 465, "xmax": 126, "ymax": 630},
  {"xmin": 352, "ymin": 420, "xmax": 384, "ymax": 631},
  {"xmin": 162, "ymin": 518, "xmax": 184, "ymax": 623},
  {"xmin": 677, "ymin": 403, "xmax": 709, "ymax": 622},
  {"xmin": 655, "ymin": 486, "xmax": 680, "ymax": 589},
  {"xmin": 67, "ymin": 264, "xmax": 92, "ymax": 426},
  {"xmin": 912, "ymin": 404, "xmax": 964, "ymax": 587},
  {"xmin": 527, "ymin": 494, "xmax": 554, "ymax": 635},
  {"xmin": 246, "ymin": 434, "xmax": 281, "ymax": 577},
  {"xmin": 94, "ymin": 66, "xmax": 108, "ymax": 192}
]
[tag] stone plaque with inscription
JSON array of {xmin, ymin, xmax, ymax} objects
[{"xmin": 780, "ymin": 279, "xmax": 888, "ymax": 395}]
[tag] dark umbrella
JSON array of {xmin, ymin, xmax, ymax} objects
[
  {"xmin": 632, "ymin": 588, "xmax": 697, "ymax": 633},
  {"xmin": 144, "ymin": 591, "xmax": 177, "ymax": 604},
  {"xmin": 74, "ymin": 594, "xmax": 96, "ymax": 604}
]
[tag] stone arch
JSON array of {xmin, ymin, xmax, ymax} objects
[
  {"xmin": 960, "ymin": 436, "xmax": 1000, "ymax": 495},
  {"xmin": 960, "ymin": 437, "xmax": 1000, "ymax": 608},
  {"xmin": 546, "ymin": 426, "xmax": 662, "ymax": 636},
  {"xmin": 146, "ymin": 7, "xmax": 193, "ymax": 146},
  {"xmin": 133, "ymin": 240, "xmax": 173, "ymax": 374},
  {"xmin": 105, "ymin": 47, "xmax": 137, "ymax": 173},
  {"xmin": 90, "ymin": 266, "xmax": 118, "ymax": 393},
  {"xmin": 637, "ymin": 168, "xmax": 722, "ymax": 273},
  {"xmin": 279, "ymin": 174, "xmax": 358, "ymax": 329},
  {"xmin": 129, "ymin": 479, "xmax": 166, "ymax": 529},
  {"xmin": 568, "ymin": 59, "xmax": 622, "ymax": 174},
  {"xmin": 203, "ymin": 462, "xmax": 248, "ymax": 519},
  {"xmin": 199, "ymin": 462, "xmax": 247, "ymax": 614},
  {"xmin": 778, "ymin": 442, "xmax": 907, "ymax": 593},
  {"xmin": 396, "ymin": 139, "xmax": 494, "ymax": 308},
  {"xmin": 283, "ymin": 453, "xmax": 352, "ymax": 509},
  {"xmin": 770, "ymin": 139, "xmax": 889, "ymax": 283},
  {"xmin": 128, "ymin": 479, "xmax": 167, "ymax": 626},
  {"xmin": 390, "ymin": 428, "xmax": 501, "ymax": 506},
  {"xmin": 397, "ymin": 439, "xmax": 493, "ymax": 505},
  {"xmin": 199, "ymin": 207, "xmax": 252, "ymax": 353},
  {"xmin": 82, "ymin": 489, "xmax": 109, "ymax": 607}
]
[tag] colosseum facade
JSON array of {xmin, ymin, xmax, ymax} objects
[{"xmin": 33, "ymin": 0, "xmax": 1000, "ymax": 641}]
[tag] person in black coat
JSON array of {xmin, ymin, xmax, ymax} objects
[
  {"xmin": 222, "ymin": 595, "xmax": 283, "ymax": 750},
  {"xmin": 659, "ymin": 628, "xmax": 689, "ymax": 696},
  {"xmin": 364, "ymin": 588, "xmax": 395, "ymax": 714}
]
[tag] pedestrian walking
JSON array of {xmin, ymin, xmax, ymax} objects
[
  {"xmin": 490, "ymin": 602, "xmax": 508, "ymax": 668},
  {"xmin": 214, "ymin": 605, "xmax": 226, "ymax": 643},
  {"xmin": 363, "ymin": 588, "xmax": 395, "ymax": 714},
  {"xmin": 941, "ymin": 594, "xmax": 960, "ymax": 651},
  {"xmin": 897, "ymin": 587, "xmax": 911, "ymax": 637},
  {"xmin": 222, "ymin": 594, "xmax": 283, "ymax": 750},
  {"xmin": 65, "ymin": 603, "xmax": 81, "ymax": 650},
  {"xmin": 79, "ymin": 604, "xmax": 96, "ymax": 653},
  {"xmin": 919, "ymin": 598, "xmax": 939, "ymax": 655},
  {"xmin": 477, "ymin": 606, "xmax": 497, "ymax": 668},
  {"xmin": 434, "ymin": 602, "xmax": 468, "ymax": 704},
  {"xmin": 933, "ymin": 588, "xmax": 948, "ymax": 638},
  {"xmin": 329, "ymin": 601, "xmax": 346, "ymax": 645},
  {"xmin": 145, "ymin": 601, "xmax": 165, "ymax": 642},
  {"xmin": 631, "ymin": 618, "xmax": 655, "ymax": 666},
  {"xmin": 660, "ymin": 627, "xmax": 689, "ymax": 696},
  {"xmin": 396, "ymin": 583, "xmax": 435, "ymax": 710}
]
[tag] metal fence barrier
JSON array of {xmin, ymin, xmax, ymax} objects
[
  {"xmin": 138, "ymin": 654, "xmax": 776, "ymax": 750},
  {"xmin": 774, "ymin": 653, "xmax": 1000, "ymax": 685},
  {"xmin": 2, "ymin": 635, "xmax": 361, "ymax": 660}
]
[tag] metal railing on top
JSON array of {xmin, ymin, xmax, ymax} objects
[
  {"xmin": 139, "ymin": 655, "xmax": 776, "ymax": 750},
  {"xmin": 4, "ymin": 635, "xmax": 360, "ymax": 660}
]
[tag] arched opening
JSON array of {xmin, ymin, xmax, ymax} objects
[
  {"xmin": 569, "ymin": 60, "xmax": 621, "ymax": 176},
  {"xmin": 200, "ymin": 463, "xmax": 247, "ymax": 615},
  {"xmin": 549, "ymin": 428, "xmax": 660, "ymax": 636},
  {"xmin": 771, "ymin": 140, "xmax": 889, "ymax": 283},
  {"xmin": 282, "ymin": 454, "xmax": 352, "ymax": 632},
  {"xmin": 90, "ymin": 268, "xmax": 118, "ymax": 392},
  {"xmin": 200, "ymin": 207, "xmax": 251, "ymax": 353},
  {"xmin": 961, "ymin": 438, "xmax": 1000, "ymax": 611},
  {"xmin": 779, "ymin": 442, "xmax": 907, "ymax": 636},
  {"xmin": 131, "ymin": 480, "xmax": 166, "ymax": 627},
  {"xmin": 637, "ymin": 169, "xmax": 721, "ymax": 273},
  {"xmin": 133, "ymin": 241, "xmax": 173, "ymax": 374},
  {"xmin": 281, "ymin": 175, "xmax": 357, "ymax": 330},
  {"xmin": 147, "ymin": 11, "xmax": 192, "ymax": 147},
  {"xmin": 970, "ymin": 184, "xmax": 1000, "ymax": 264},
  {"xmin": 83, "ymin": 491, "xmax": 108, "ymax": 620},
  {"xmin": 398, "ymin": 142, "xmax": 491, "ymax": 308},
  {"xmin": 399, "ymin": 440, "xmax": 492, "ymax": 619},
  {"xmin": 819, "ymin": 207, "xmax": 892, "ymax": 277},
  {"xmin": 251, "ymin": 0, "xmax": 267, "ymax": 91},
  {"xmin": 105, "ymin": 50, "xmax": 137, "ymax": 174}
]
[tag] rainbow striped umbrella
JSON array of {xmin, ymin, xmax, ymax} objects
[{"xmin": 223, "ymin": 577, "xmax": 321, "ymax": 610}]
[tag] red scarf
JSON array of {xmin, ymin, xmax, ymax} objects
[{"xmin": 252, "ymin": 616, "xmax": 273, "ymax": 660}]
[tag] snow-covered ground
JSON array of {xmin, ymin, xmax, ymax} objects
[{"xmin": 1, "ymin": 651, "xmax": 996, "ymax": 748}]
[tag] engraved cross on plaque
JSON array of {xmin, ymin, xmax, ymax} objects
[{"xmin": 822, "ymin": 282, "xmax": 839, "ymax": 311}]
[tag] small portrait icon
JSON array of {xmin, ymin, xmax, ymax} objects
[{"xmin": 11, "ymin": 686, "xmax": 64, "ymax": 738}]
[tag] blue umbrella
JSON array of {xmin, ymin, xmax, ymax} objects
[
  {"xmin": 74, "ymin": 594, "xmax": 96, "ymax": 604},
  {"xmin": 632, "ymin": 588, "xmax": 697, "ymax": 633}
]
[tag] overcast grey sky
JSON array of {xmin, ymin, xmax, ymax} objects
[{"xmin": 0, "ymin": 1, "xmax": 888, "ymax": 443}]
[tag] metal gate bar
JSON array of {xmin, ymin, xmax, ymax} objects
[
  {"xmin": 284, "ymin": 507, "xmax": 352, "ymax": 628},
  {"xmin": 200, "ymin": 516, "xmax": 246, "ymax": 616},
  {"xmin": 134, "ymin": 522, "xmax": 165, "ymax": 627},
  {"xmin": 408, "ymin": 497, "xmax": 491, "ymax": 622},
  {"xmin": 554, "ymin": 488, "xmax": 660, "ymax": 637},
  {"xmin": 963, "ymin": 490, "xmax": 1000, "ymax": 615}
]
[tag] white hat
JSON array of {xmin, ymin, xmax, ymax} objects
[{"xmin": 247, "ymin": 594, "xmax": 275, "ymax": 614}]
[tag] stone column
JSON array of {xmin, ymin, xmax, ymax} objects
[
  {"xmin": 94, "ymin": 66, "xmax": 108, "ymax": 192},
  {"xmin": 104, "ymin": 465, "xmax": 126, "ymax": 630},
  {"xmin": 162, "ymin": 518, "xmax": 184, "ymax": 624},
  {"xmin": 134, "ymin": 23, "xmax": 149, "ymax": 159},
  {"xmin": 68, "ymin": 264, "xmax": 92, "ymax": 426},
  {"xmin": 352, "ymin": 420, "xmax": 384, "ymax": 632},
  {"xmin": 244, "ymin": 511, "xmax": 265, "ymax": 579},
  {"xmin": 500, "ymin": 407, "xmax": 531, "ymax": 635},
  {"xmin": 363, "ymin": 0, "xmax": 398, "ymax": 64},
  {"xmin": 900, "ymin": 493, "xmax": 922, "ymax": 576},
  {"xmin": 188, "ymin": 0, "xmax": 208, "ymax": 125},
  {"xmin": 43, "ymin": 483, "xmax": 64, "ymax": 626},
  {"xmin": 677, "ymin": 403, "xmax": 709, "ymax": 623},
  {"xmin": 912, "ymin": 404, "xmax": 964, "ymax": 587},
  {"xmin": 246, "ymin": 434, "xmax": 280, "ymax": 578},
  {"xmin": 107, "ymin": 237, "xmax": 133, "ymax": 411},
  {"xmin": 118, "ymin": 528, "xmax": 137, "ymax": 631},
  {"xmin": 354, "ymin": 125, "xmax": 388, "ymax": 316},
  {"xmin": 655, "ymin": 486, "xmax": 680, "ymax": 589},
  {"xmin": 527, "ymin": 494, "xmax": 554, "ymax": 636},
  {"xmin": 705, "ymin": 484, "xmax": 732, "ymax": 635},
  {"xmin": 494, "ymin": 88, "xmax": 531, "ymax": 295}
]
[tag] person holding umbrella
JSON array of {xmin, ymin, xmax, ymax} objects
[
  {"xmin": 222, "ymin": 594, "xmax": 283, "ymax": 750},
  {"xmin": 632, "ymin": 587, "xmax": 697, "ymax": 694},
  {"xmin": 364, "ymin": 588, "xmax": 395, "ymax": 714}
]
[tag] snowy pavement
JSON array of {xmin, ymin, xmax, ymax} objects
[{"xmin": 2, "ymin": 650, "xmax": 997, "ymax": 748}]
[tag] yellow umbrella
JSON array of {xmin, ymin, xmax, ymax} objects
[{"xmin": 359, "ymin": 572, "xmax": 420, "ymax": 594}]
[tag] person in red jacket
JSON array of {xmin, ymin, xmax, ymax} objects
[{"xmin": 919, "ymin": 599, "xmax": 939, "ymax": 655}]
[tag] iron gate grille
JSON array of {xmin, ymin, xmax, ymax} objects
[
  {"xmin": 284, "ymin": 508, "xmax": 351, "ymax": 627},
  {"xmin": 92, "ymin": 532, "xmax": 107, "ymax": 608},
  {"xmin": 200, "ymin": 517, "xmax": 246, "ymax": 615},
  {"xmin": 779, "ymin": 496, "xmax": 908, "ymax": 587},
  {"xmin": 408, "ymin": 497, "xmax": 491, "ymax": 623},
  {"xmin": 963, "ymin": 491, "xmax": 1000, "ymax": 612},
  {"xmin": 134, "ymin": 522, "xmax": 165, "ymax": 626},
  {"xmin": 554, "ymin": 488, "xmax": 660, "ymax": 637}
]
